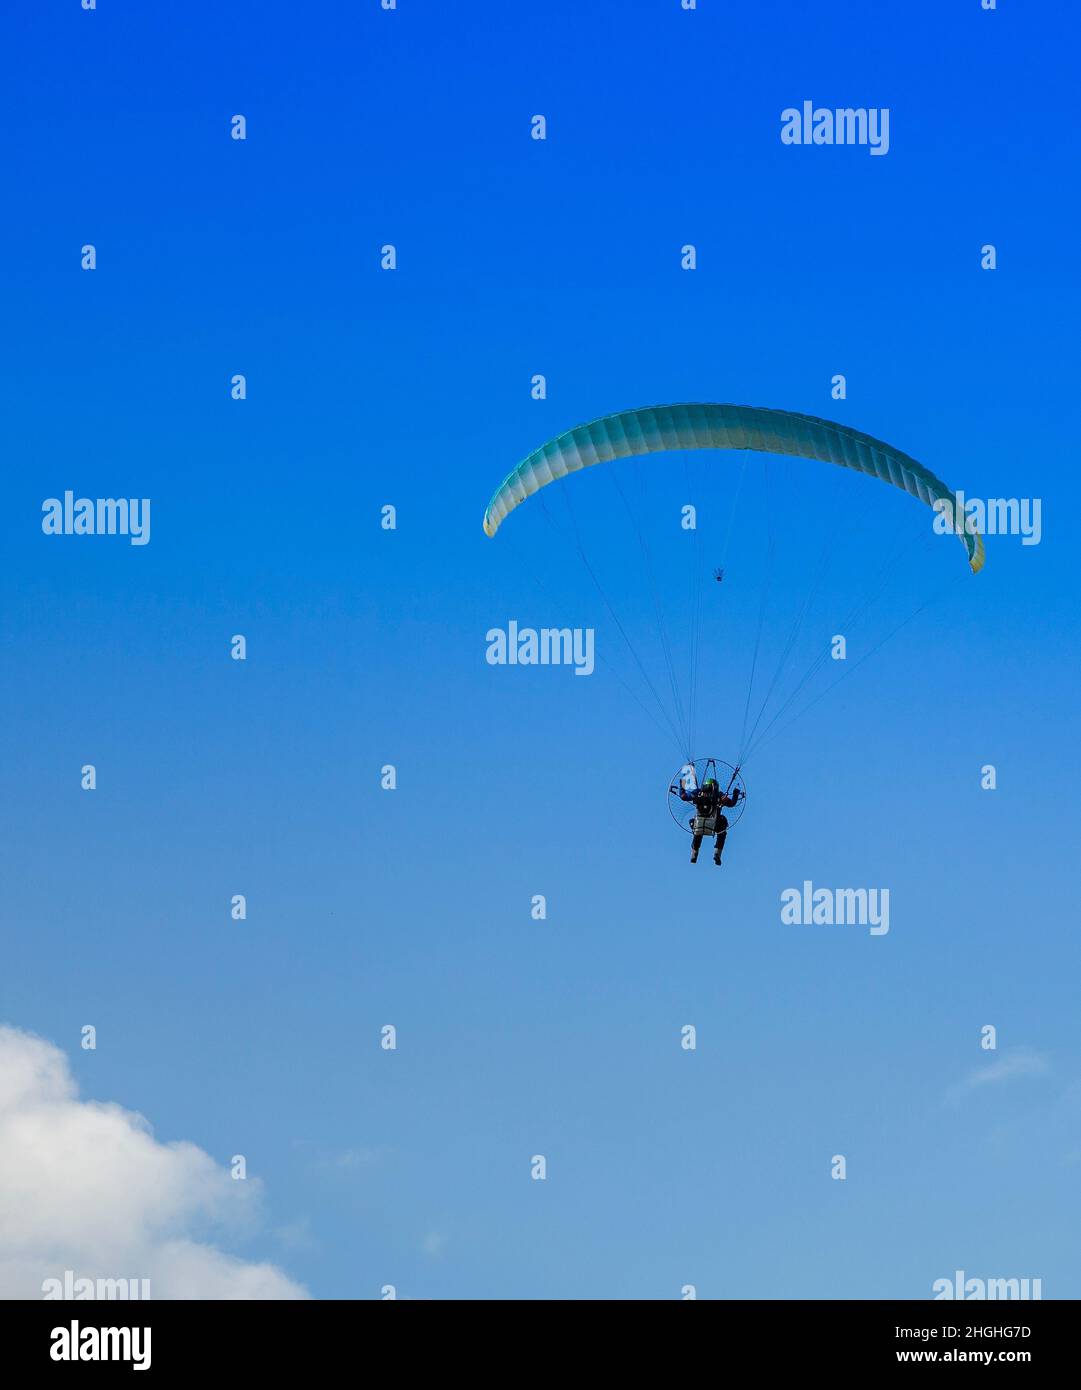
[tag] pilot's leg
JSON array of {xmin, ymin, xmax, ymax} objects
[
  {"xmin": 690, "ymin": 833, "xmax": 702, "ymax": 864},
  {"xmin": 713, "ymin": 815, "xmax": 729, "ymax": 865}
]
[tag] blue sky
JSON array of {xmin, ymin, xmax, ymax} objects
[{"xmin": 1, "ymin": 0, "xmax": 1078, "ymax": 1298}]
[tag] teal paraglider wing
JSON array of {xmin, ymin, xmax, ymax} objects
[{"xmin": 482, "ymin": 403, "xmax": 984, "ymax": 572}]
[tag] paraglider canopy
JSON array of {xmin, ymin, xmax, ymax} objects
[
  {"xmin": 482, "ymin": 401, "xmax": 985, "ymax": 574},
  {"xmin": 483, "ymin": 399, "xmax": 986, "ymax": 784}
]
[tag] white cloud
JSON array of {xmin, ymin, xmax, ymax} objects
[
  {"xmin": 0, "ymin": 1025, "xmax": 308, "ymax": 1300},
  {"xmin": 947, "ymin": 1046, "xmax": 1050, "ymax": 1103},
  {"xmin": 966, "ymin": 1047, "xmax": 1049, "ymax": 1086},
  {"xmin": 316, "ymin": 1147, "xmax": 384, "ymax": 1172}
]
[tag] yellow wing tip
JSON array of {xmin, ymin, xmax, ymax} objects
[{"xmin": 970, "ymin": 531, "xmax": 986, "ymax": 573}]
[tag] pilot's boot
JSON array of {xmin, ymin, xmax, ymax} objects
[
  {"xmin": 714, "ymin": 831, "xmax": 727, "ymax": 865},
  {"xmin": 690, "ymin": 834, "xmax": 702, "ymax": 864}
]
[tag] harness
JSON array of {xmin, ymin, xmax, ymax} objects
[{"xmin": 692, "ymin": 788, "xmax": 721, "ymax": 836}]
